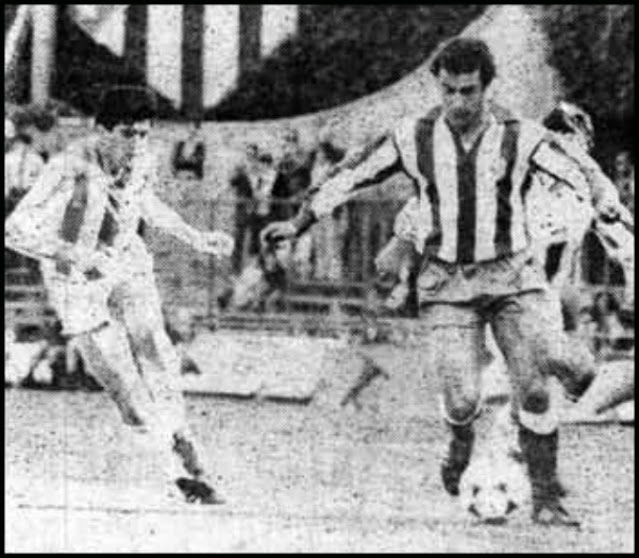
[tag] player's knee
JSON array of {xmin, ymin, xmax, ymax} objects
[
  {"xmin": 520, "ymin": 382, "xmax": 550, "ymax": 414},
  {"xmin": 132, "ymin": 327, "xmax": 161, "ymax": 361},
  {"xmin": 445, "ymin": 393, "xmax": 482, "ymax": 425},
  {"xmin": 536, "ymin": 347, "xmax": 596, "ymax": 402}
]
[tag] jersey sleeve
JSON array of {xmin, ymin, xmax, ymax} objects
[
  {"xmin": 5, "ymin": 154, "xmax": 103, "ymax": 261},
  {"xmin": 309, "ymin": 133, "xmax": 405, "ymax": 218},
  {"xmin": 393, "ymin": 195, "xmax": 433, "ymax": 253}
]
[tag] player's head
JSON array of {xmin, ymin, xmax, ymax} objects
[
  {"xmin": 94, "ymin": 86, "xmax": 156, "ymax": 174},
  {"xmin": 543, "ymin": 101, "xmax": 595, "ymax": 153},
  {"xmin": 431, "ymin": 38, "xmax": 496, "ymax": 131}
]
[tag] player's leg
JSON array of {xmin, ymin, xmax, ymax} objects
[
  {"xmin": 114, "ymin": 272, "xmax": 222, "ymax": 503},
  {"xmin": 75, "ymin": 322, "xmax": 157, "ymax": 427},
  {"xmin": 536, "ymin": 287, "xmax": 596, "ymax": 401},
  {"xmin": 492, "ymin": 292, "xmax": 579, "ymax": 527},
  {"xmin": 41, "ymin": 269, "xmax": 157, "ymax": 426},
  {"xmin": 566, "ymin": 358, "xmax": 634, "ymax": 417},
  {"xmin": 421, "ymin": 303, "xmax": 484, "ymax": 497}
]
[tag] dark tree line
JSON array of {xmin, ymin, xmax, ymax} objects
[
  {"xmin": 541, "ymin": 5, "xmax": 634, "ymax": 161},
  {"xmin": 211, "ymin": 5, "xmax": 485, "ymax": 120}
]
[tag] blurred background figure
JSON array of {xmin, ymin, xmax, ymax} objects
[
  {"xmin": 172, "ymin": 121, "xmax": 206, "ymax": 180},
  {"xmin": 5, "ymin": 112, "xmax": 45, "ymax": 213},
  {"xmin": 5, "ymin": 107, "xmax": 58, "ymax": 272},
  {"xmin": 230, "ymin": 143, "xmax": 278, "ymax": 274},
  {"xmin": 226, "ymin": 241, "xmax": 290, "ymax": 313},
  {"xmin": 613, "ymin": 150, "xmax": 634, "ymax": 215},
  {"xmin": 306, "ymin": 126, "xmax": 348, "ymax": 281},
  {"xmin": 272, "ymin": 128, "xmax": 314, "ymax": 278}
]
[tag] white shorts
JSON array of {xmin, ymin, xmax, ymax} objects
[{"xmin": 41, "ymin": 241, "xmax": 159, "ymax": 337}]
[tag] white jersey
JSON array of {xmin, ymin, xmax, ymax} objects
[
  {"xmin": 5, "ymin": 135, "xmax": 159, "ymax": 272},
  {"xmin": 5, "ymin": 143, "xmax": 44, "ymax": 197}
]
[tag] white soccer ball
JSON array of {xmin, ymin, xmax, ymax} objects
[{"xmin": 460, "ymin": 452, "xmax": 530, "ymax": 524}]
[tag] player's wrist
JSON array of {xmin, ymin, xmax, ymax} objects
[{"xmin": 291, "ymin": 207, "xmax": 318, "ymax": 237}]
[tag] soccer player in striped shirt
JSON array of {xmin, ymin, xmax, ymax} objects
[
  {"xmin": 263, "ymin": 38, "xmax": 625, "ymax": 526},
  {"xmin": 5, "ymin": 87, "xmax": 234, "ymax": 505}
]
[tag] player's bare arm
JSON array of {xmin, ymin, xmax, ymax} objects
[
  {"xmin": 261, "ymin": 133, "xmax": 406, "ymax": 244},
  {"xmin": 140, "ymin": 190, "xmax": 234, "ymax": 258}
]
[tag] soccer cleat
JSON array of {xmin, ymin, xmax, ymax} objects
[
  {"xmin": 532, "ymin": 499, "xmax": 581, "ymax": 528},
  {"xmin": 175, "ymin": 477, "xmax": 225, "ymax": 505},
  {"xmin": 441, "ymin": 425, "xmax": 475, "ymax": 496}
]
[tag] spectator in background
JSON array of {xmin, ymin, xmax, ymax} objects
[
  {"xmin": 613, "ymin": 150, "xmax": 634, "ymax": 215},
  {"xmin": 271, "ymin": 128, "xmax": 314, "ymax": 221},
  {"xmin": 306, "ymin": 127, "xmax": 348, "ymax": 281},
  {"xmin": 11, "ymin": 104, "xmax": 61, "ymax": 162},
  {"xmin": 5, "ymin": 110, "xmax": 55, "ymax": 272},
  {"xmin": 230, "ymin": 143, "xmax": 278, "ymax": 273},
  {"xmin": 172, "ymin": 121, "xmax": 206, "ymax": 180},
  {"xmin": 271, "ymin": 128, "xmax": 315, "ymax": 279},
  {"xmin": 5, "ymin": 115, "xmax": 45, "ymax": 212}
]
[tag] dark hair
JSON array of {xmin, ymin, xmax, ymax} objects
[
  {"xmin": 95, "ymin": 86, "xmax": 157, "ymax": 130},
  {"xmin": 431, "ymin": 38, "xmax": 496, "ymax": 87}
]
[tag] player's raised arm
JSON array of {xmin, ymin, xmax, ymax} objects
[{"xmin": 261, "ymin": 133, "xmax": 406, "ymax": 244}]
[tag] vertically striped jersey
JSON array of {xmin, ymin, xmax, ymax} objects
[
  {"xmin": 310, "ymin": 105, "xmax": 586, "ymax": 264},
  {"xmin": 5, "ymin": 136, "xmax": 158, "ymax": 265}
]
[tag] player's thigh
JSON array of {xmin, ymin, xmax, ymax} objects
[
  {"xmin": 113, "ymin": 272, "xmax": 166, "ymax": 333},
  {"xmin": 76, "ymin": 325, "xmax": 155, "ymax": 425},
  {"xmin": 42, "ymin": 270, "xmax": 112, "ymax": 336},
  {"xmin": 420, "ymin": 304, "xmax": 484, "ymax": 407},
  {"xmin": 491, "ymin": 291, "xmax": 556, "ymax": 407}
]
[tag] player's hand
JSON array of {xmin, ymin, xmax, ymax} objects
[
  {"xmin": 194, "ymin": 230, "xmax": 235, "ymax": 258},
  {"xmin": 260, "ymin": 220, "xmax": 298, "ymax": 247},
  {"xmin": 595, "ymin": 197, "xmax": 622, "ymax": 223},
  {"xmin": 81, "ymin": 247, "xmax": 119, "ymax": 279}
]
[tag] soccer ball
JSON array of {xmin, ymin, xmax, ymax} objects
[
  {"xmin": 460, "ymin": 451, "xmax": 530, "ymax": 525},
  {"xmin": 459, "ymin": 405, "xmax": 531, "ymax": 524}
]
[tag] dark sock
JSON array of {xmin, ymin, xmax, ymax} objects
[{"xmin": 518, "ymin": 425, "xmax": 559, "ymax": 505}]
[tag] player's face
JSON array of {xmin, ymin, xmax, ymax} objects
[
  {"xmin": 438, "ymin": 69, "xmax": 486, "ymax": 133},
  {"xmin": 100, "ymin": 121, "xmax": 150, "ymax": 173}
]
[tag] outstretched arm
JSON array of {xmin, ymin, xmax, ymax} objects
[
  {"xmin": 140, "ymin": 191, "xmax": 234, "ymax": 256},
  {"xmin": 264, "ymin": 133, "xmax": 406, "ymax": 242},
  {"xmin": 533, "ymin": 136, "xmax": 628, "ymax": 223}
]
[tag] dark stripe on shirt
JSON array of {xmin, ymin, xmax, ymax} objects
[
  {"xmin": 354, "ymin": 159, "xmax": 404, "ymax": 191},
  {"xmin": 414, "ymin": 118, "xmax": 441, "ymax": 256},
  {"xmin": 453, "ymin": 133, "xmax": 482, "ymax": 264},
  {"xmin": 59, "ymin": 175, "xmax": 89, "ymax": 243},
  {"xmin": 494, "ymin": 121, "xmax": 520, "ymax": 257}
]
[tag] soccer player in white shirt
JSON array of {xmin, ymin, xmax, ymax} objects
[{"xmin": 6, "ymin": 87, "xmax": 234, "ymax": 504}]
